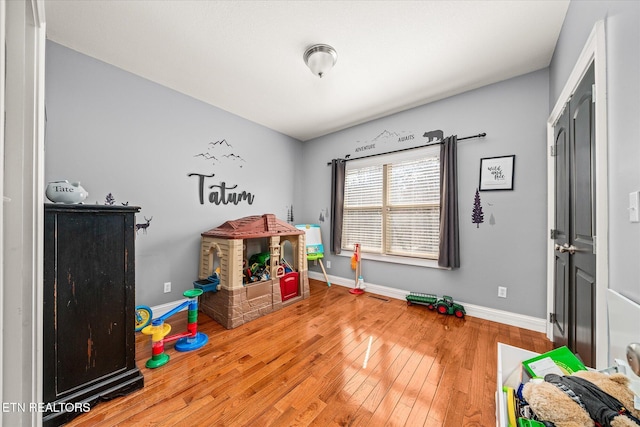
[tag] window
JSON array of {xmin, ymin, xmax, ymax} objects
[{"xmin": 341, "ymin": 146, "xmax": 440, "ymax": 259}]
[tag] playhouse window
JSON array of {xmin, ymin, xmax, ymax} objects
[{"xmin": 341, "ymin": 145, "xmax": 440, "ymax": 260}]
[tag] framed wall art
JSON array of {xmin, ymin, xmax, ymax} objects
[{"xmin": 479, "ymin": 155, "xmax": 515, "ymax": 191}]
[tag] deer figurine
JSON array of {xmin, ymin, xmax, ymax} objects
[{"xmin": 135, "ymin": 216, "xmax": 152, "ymax": 234}]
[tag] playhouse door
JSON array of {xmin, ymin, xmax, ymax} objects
[{"xmin": 280, "ymin": 272, "xmax": 299, "ymax": 301}]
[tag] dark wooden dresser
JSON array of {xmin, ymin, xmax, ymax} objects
[{"xmin": 43, "ymin": 204, "xmax": 144, "ymax": 426}]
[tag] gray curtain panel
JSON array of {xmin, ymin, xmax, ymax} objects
[
  {"xmin": 330, "ymin": 159, "xmax": 346, "ymax": 254},
  {"xmin": 438, "ymin": 135, "xmax": 460, "ymax": 268}
]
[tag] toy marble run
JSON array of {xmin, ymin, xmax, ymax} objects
[{"xmin": 137, "ymin": 289, "xmax": 209, "ymax": 369}]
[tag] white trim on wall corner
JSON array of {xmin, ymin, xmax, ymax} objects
[
  {"xmin": 307, "ymin": 271, "xmax": 547, "ymax": 333},
  {"xmin": 1, "ymin": 0, "xmax": 6, "ymax": 418},
  {"xmin": 3, "ymin": 1, "xmax": 47, "ymax": 424}
]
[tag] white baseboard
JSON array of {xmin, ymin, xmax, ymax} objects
[
  {"xmin": 308, "ymin": 271, "xmax": 547, "ymax": 333},
  {"xmin": 148, "ymin": 298, "xmax": 189, "ymax": 319},
  {"xmin": 151, "ymin": 273, "xmax": 547, "ymax": 334}
]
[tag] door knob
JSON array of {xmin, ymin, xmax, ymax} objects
[
  {"xmin": 554, "ymin": 243, "xmax": 582, "ymax": 255},
  {"xmin": 566, "ymin": 244, "xmax": 582, "ymax": 255}
]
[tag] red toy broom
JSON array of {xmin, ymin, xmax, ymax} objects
[{"xmin": 349, "ymin": 243, "xmax": 365, "ymax": 295}]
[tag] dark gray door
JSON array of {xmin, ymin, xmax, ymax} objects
[
  {"xmin": 552, "ymin": 103, "xmax": 570, "ymax": 349},
  {"xmin": 553, "ymin": 63, "xmax": 597, "ymax": 367}
]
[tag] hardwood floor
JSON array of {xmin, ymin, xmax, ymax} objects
[{"xmin": 67, "ymin": 279, "xmax": 551, "ymax": 426}]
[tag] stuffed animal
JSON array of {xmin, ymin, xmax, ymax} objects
[{"xmin": 522, "ymin": 370, "xmax": 640, "ymax": 427}]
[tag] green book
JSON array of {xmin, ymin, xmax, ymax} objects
[
  {"xmin": 521, "ymin": 346, "xmax": 587, "ymax": 378},
  {"xmin": 518, "ymin": 419, "xmax": 547, "ymax": 427}
]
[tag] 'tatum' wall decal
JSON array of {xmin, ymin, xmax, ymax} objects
[{"xmin": 189, "ymin": 138, "xmax": 255, "ymax": 206}]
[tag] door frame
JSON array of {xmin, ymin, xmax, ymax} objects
[
  {"xmin": 546, "ymin": 20, "xmax": 608, "ymax": 369},
  {"xmin": 2, "ymin": 0, "xmax": 46, "ymax": 425}
]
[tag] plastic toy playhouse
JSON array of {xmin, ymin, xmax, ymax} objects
[{"xmin": 198, "ymin": 214, "xmax": 310, "ymax": 329}]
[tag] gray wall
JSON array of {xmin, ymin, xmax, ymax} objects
[
  {"xmin": 299, "ymin": 69, "xmax": 550, "ymax": 318},
  {"xmin": 549, "ymin": 0, "xmax": 640, "ymax": 303},
  {"xmin": 47, "ymin": 0, "xmax": 639, "ymax": 318},
  {"xmin": 45, "ymin": 40, "xmax": 550, "ymax": 318},
  {"xmin": 44, "ymin": 42, "xmax": 303, "ymax": 307}
]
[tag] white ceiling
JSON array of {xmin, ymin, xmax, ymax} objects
[{"xmin": 44, "ymin": 0, "xmax": 570, "ymax": 142}]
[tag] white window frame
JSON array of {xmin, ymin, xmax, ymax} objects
[{"xmin": 340, "ymin": 145, "xmax": 444, "ymax": 268}]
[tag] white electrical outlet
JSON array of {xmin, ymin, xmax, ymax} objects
[
  {"xmin": 326, "ymin": 260, "xmax": 331, "ymax": 269},
  {"xmin": 498, "ymin": 286, "xmax": 507, "ymax": 298},
  {"xmin": 164, "ymin": 282, "xmax": 171, "ymax": 293}
]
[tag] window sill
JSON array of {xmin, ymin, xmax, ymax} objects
[{"xmin": 337, "ymin": 250, "xmax": 449, "ymax": 270}]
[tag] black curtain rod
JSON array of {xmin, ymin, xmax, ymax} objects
[
  {"xmin": 327, "ymin": 132, "xmax": 486, "ymax": 165},
  {"xmin": 456, "ymin": 132, "xmax": 487, "ymax": 141}
]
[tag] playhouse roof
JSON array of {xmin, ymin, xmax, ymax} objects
[{"xmin": 201, "ymin": 214, "xmax": 304, "ymax": 239}]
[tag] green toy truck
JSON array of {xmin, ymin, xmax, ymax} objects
[{"xmin": 406, "ymin": 292, "xmax": 466, "ymax": 318}]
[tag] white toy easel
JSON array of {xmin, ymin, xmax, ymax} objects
[{"xmin": 295, "ymin": 224, "xmax": 330, "ymax": 287}]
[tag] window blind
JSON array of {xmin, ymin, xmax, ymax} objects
[
  {"xmin": 343, "ymin": 165, "xmax": 383, "ymax": 252},
  {"xmin": 342, "ymin": 146, "xmax": 440, "ymax": 259}
]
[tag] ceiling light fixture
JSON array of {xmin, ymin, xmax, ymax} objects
[{"xmin": 303, "ymin": 44, "xmax": 337, "ymax": 78}]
